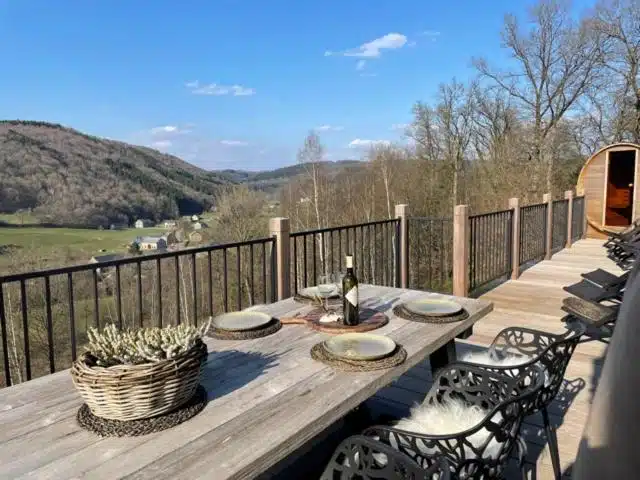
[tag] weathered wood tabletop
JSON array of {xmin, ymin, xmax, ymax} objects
[{"xmin": 0, "ymin": 284, "xmax": 492, "ymax": 480}]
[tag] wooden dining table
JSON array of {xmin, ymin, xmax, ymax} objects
[{"xmin": 0, "ymin": 284, "xmax": 492, "ymax": 479}]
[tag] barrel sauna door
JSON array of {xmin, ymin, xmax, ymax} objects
[{"xmin": 605, "ymin": 150, "xmax": 636, "ymax": 226}]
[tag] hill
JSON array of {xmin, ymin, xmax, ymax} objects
[
  {"xmin": 0, "ymin": 120, "xmax": 230, "ymax": 226},
  {"xmin": 217, "ymin": 160, "xmax": 364, "ymax": 193}
]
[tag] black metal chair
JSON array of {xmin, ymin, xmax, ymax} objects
[
  {"xmin": 581, "ymin": 269, "xmax": 629, "ymax": 289},
  {"xmin": 461, "ymin": 324, "xmax": 585, "ymax": 480},
  {"xmin": 320, "ymin": 435, "xmax": 451, "ymax": 480},
  {"xmin": 562, "ymin": 296, "xmax": 619, "ymax": 329},
  {"xmin": 360, "ymin": 363, "xmax": 545, "ymax": 479}
]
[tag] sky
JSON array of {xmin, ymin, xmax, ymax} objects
[{"xmin": 0, "ymin": 0, "xmax": 597, "ymax": 171}]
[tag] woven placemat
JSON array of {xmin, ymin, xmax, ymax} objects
[
  {"xmin": 208, "ymin": 319, "xmax": 282, "ymax": 340},
  {"xmin": 310, "ymin": 343, "xmax": 407, "ymax": 372},
  {"xmin": 392, "ymin": 304, "xmax": 469, "ymax": 324},
  {"xmin": 77, "ymin": 385, "xmax": 207, "ymax": 437}
]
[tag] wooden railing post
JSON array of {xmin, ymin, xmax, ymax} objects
[
  {"xmin": 395, "ymin": 204, "xmax": 409, "ymax": 288},
  {"xmin": 565, "ymin": 190, "xmax": 574, "ymax": 248},
  {"xmin": 269, "ymin": 217, "xmax": 290, "ymax": 300},
  {"xmin": 544, "ymin": 193, "xmax": 553, "ymax": 260},
  {"xmin": 452, "ymin": 205, "xmax": 469, "ymax": 297},
  {"xmin": 508, "ymin": 198, "xmax": 520, "ymax": 279}
]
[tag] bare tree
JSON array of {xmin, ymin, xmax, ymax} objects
[
  {"xmin": 475, "ymin": 0, "xmax": 602, "ymax": 193},
  {"xmin": 592, "ymin": 0, "xmax": 640, "ymax": 143}
]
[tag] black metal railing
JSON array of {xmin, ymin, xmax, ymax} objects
[
  {"xmin": 519, "ymin": 203, "xmax": 548, "ymax": 265},
  {"xmin": 0, "ymin": 237, "xmax": 276, "ymax": 387},
  {"xmin": 552, "ymin": 199, "xmax": 569, "ymax": 253},
  {"xmin": 289, "ymin": 219, "xmax": 400, "ymax": 293},
  {"xmin": 408, "ymin": 218, "xmax": 453, "ymax": 294},
  {"xmin": 469, "ymin": 209, "xmax": 513, "ymax": 295},
  {"xmin": 572, "ymin": 196, "xmax": 585, "ymax": 241}
]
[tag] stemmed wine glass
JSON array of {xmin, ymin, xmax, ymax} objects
[{"xmin": 317, "ymin": 273, "xmax": 339, "ymax": 311}]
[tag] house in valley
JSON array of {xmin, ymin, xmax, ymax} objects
[
  {"xmin": 135, "ymin": 219, "xmax": 153, "ymax": 229},
  {"xmin": 137, "ymin": 236, "xmax": 167, "ymax": 251}
]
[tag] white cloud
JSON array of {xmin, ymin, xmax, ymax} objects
[
  {"xmin": 356, "ymin": 60, "xmax": 366, "ymax": 71},
  {"xmin": 325, "ymin": 33, "xmax": 408, "ymax": 59},
  {"xmin": 348, "ymin": 139, "xmax": 390, "ymax": 148},
  {"xmin": 220, "ymin": 140, "xmax": 249, "ymax": 147},
  {"xmin": 315, "ymin": 125, "xmax": 344, "ymax": 132},
  {"xmin": 359, "ymin": 72, "xmax": 378, "ymax": 77},
  {"xmin": 150, "ymin": 125, "xmax": 192, "ymax": 135},
  {"xmin": 420, "ymin": 30, "xmax": 441, "ymax": 37},
  {"xmin": 391, "ymin": 123, "xmax": 409, "ymax": 131},
  {"xmin": 151, "ymin": 140, "xmax": 172, "ymax": 149},
  {"xmin": 186, "ymin": 80, "xmax": 256, "ymax": 96}
]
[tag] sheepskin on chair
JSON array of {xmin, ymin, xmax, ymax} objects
[
  {"xmin": 461, "ymin": 350, "xmax": 550, "ymax": 386},
  {"xmin": 393, "ymin": 399, "xmax": 504, "ymax": 460}
]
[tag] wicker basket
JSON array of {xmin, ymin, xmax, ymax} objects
[{"xmin": 70, "ymin": 339, "xmax": 208, "ymax": 421}]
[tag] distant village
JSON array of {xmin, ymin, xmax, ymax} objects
[{"xmin": 90, "ymin": 214, "xmax": 212, "ymax": 266}]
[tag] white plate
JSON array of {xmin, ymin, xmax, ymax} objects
[
  {"xmin": 299, "ymin": 285, "xmax": 339, "ymax": 299},
  {"xmin": 212, "ymin": 311, "xmax": 272, "ymax": 331},
  {"xmin": 403, "ymin": 298, "xmax": 462, "ymax": 317},
  {"xmin": 324, "ymin": 333, "xmax": 396, "ymax": 361}
]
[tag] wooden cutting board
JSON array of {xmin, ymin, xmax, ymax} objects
[{"xmin": 280, "ymin": 307, "xmax": 388, "ymax": 334}]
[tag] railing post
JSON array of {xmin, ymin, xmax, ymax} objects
[
  {"xmin": 452, "ymin": 205, "xmax": 469, "ymax": 297},
  {"xmin": 395, "ymin": 204, "xmax": 409, "ymax": 289},
  {"xmin": 508, "ymin": 198, "xmax": 520, "ymax": 280},
  {"xmin": 565, "ymin": 190, "xmax": 574, "ymax": 248},
  {"xmin": 269, "ymin": 217, "xmax": 290, "ymax": 301},
  {"xmin": 543, "ymin": 193, "xmax": 553, "ymax": 260}
]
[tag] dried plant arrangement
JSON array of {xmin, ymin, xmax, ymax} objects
[{"xmin": 85, "ymin": 319, "xmax": 212, "ymax": 367}]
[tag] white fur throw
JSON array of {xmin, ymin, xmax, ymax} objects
[
  {"xmin": 393, "ymin": 399, "xmax": 503, "ymax": 460},
  {"xmin": 461, "ymin": 350, "xmax": 550, "ymax": 386}
]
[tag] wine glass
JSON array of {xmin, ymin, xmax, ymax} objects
[{"xmin": 317, "ymin": 273, "xmax": 338, "ymax": 311}]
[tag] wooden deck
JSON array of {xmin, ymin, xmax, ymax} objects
[{"xmin": 369, "ymin": 238, "xmax": 618, "ymax": 479}]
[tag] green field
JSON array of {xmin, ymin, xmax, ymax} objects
[{"xmin": 0, "ymin": 226, "xmax": 166, "ymax": 251}]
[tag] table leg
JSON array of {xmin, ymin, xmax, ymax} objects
[{"xmin": 429, "ymin": 339, "xmax": 457, "ymax": 375}]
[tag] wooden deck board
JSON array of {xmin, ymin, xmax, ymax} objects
[{"xmin": 371, "ymin": 238, "xmax": 615, "ymax": 479}]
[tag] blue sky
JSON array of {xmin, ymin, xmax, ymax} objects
[{"xmin": 0, "ymin": 0, "xmax": 596, "ymax": 171}]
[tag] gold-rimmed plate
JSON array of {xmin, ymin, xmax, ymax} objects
[
  {"xmin": 403, "ymin": 298, "xmax": 462, "ymax": 317},
  {"xmin": 324, "ymin": 333, "xmax": 396, "ymax": 361},
  {"xmin": 212, "ymin": 311, "xmax": 273, "ymax": 332}
]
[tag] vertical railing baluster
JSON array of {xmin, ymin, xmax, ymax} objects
[
  {"xmin": 329, "ymin": 231, "xmax": 334, "ymax": 274},
  {"xmin": 67, "ymin": 273, "xmax": 76, "ymax": 363},
  {"xmin": 137, "ymin": 261, "xmax": 143, "ymax": 328},
  {"xmin": 223, "ymin": 249, "xmax": 229, "ymax": 312},
  {"xmin": 293, "ymin": 237, "xmax": 298, "ymax": 294},
  {"xmin": 115, "ymin": 265, "xmax": 123, "ymax": 329},
  {"xmin": 338, "ymin": 229, "xmax": 343, "ymax": 271},
  {"xmin": 236, "ymin": 246, "xmax": 242, "ymax": 311},
  {"xmin": 191, "ymin": 252, "xmax": 198, "ymax": 325},
  {"xmin": 249, "ymin": 244, "xmax": 255, "ymax": 306},
  {"xmin": 45, "ymin": 276, "xmax": 54, "ymax": 373},
  {"xmin": 208, "ymin": 251, "xmax": 214, "ymax": 316},
  {"xmin": 156, "ymin": 258, "xmax": 163, "ymax": 327},
  {"xmin": 0, "ymin": 283, "xmax": 10, "ymax": 386},
  {"xmin": 312, "ymin": 234, "xmax": 317, "ymax": 281},
  {"xmin": 175, "ymin": 256, "xmax": 181, "ymax": 325},
  {"xmin": 303, "ymin": 235, "xmax": 308, "ymax": 288},
  {"xmin": 262, "ymin": 242, "xmax": 267, "ymax": 304},
  {"xmin": 20, "ymin": 280, "xmax": 31, "ymax": 380},
  {"xmin": 92, "ymin": 269, "xmax": 99, "ymax": 329}
]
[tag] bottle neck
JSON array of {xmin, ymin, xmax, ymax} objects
[{"xmin": 345, "ymin": 256, "xmax": 354, "ymax": 269}]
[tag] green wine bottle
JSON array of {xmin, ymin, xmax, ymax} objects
[{"xmin": 342, "ymin": 255, "xmax": 359, "ymax": 326}]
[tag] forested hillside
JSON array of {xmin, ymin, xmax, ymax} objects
[{"xmin": 0, "ymin": 120, "xmax": 230, "ymax": 226}]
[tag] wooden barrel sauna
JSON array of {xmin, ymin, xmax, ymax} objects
[{"xmin": 576, "ymin": 143, "xmax": 640, "ymax": 238}]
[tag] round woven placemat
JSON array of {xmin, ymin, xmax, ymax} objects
[
  {"xmin": 208, "ymin": 319, "xmax": 282, "ymax": 340},
  {"xmin": 77, "ymin": 385, "xmax": 207, "ymax": 437},
  {"xmin": 392, "ymin": 304, "xmax": 469, "ymax": 324},
  {"xmin": 310, "ymin": 343, "xmax": 407, "ymax": 372}
]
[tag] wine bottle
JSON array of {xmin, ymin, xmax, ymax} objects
[{"xmin": 342, "ymin": 255, "xmax": 359, "ymax": 326}]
